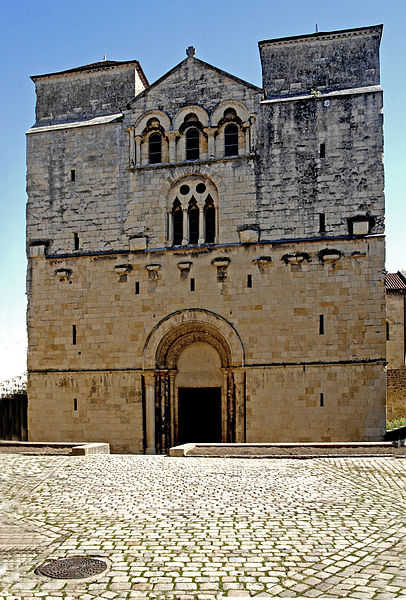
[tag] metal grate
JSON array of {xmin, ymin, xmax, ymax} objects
[{"xmin": 35, "ymin": 556, "xmax": 107, "ymax": 579}]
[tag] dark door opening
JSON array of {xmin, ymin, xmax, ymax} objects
[{"xmin": 178, "ymin": 387, "xmax": 222, "ymax": 444}]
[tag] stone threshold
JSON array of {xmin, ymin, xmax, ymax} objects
[
  {"xmin": 0, "ymin": 440, "xmax": 110, "ymax": 455},
  {"xmin": 169, "ymin": 441, "xmax": 406, "ymax": 458}
]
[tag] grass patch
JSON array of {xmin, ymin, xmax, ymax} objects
[{"xmin": 386, "ymin": 416, "xmax": 406, "ymax": 430}]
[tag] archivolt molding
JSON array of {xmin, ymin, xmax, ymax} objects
[
  {"xmin": 159, "ymin": 164, "xmax": 226, "ymax": 199},
  {"xmin": 211, "ymin": 100, "xmax": 249, "ymax": 126},
  {"xmin": 134, "ymin": 110, "xmax": 171, "ymax": 136},
  {"xmin": 173, "ymin": 105, "xmax": 209, "ymax": 130},
  {"xmin": 143, "ymin": 309, "xmax": 245, "ymax": 370}
]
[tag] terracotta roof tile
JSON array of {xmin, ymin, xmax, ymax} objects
[{"xmin": 386, "ymin": 272, "xmax": 406, "ymax": 291}]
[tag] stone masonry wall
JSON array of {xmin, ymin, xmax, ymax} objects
[
  {"xmin": 387, "ymin": 368, "xmax": 406, "ymax": 420},
  {"xmin": 33, "ymin": 64, "xmax": 146, "ymax": 123},
  {"xmin": 386, "ymin": 293, "xmax": 405, "ymax": 368},
  {"xmin": 27, "ymin": 236, "xmax": 386, "ymax": 449},
  {"xmin": 255, "ymin": 91, "xmax": 384, "ymax": 240},
  {"xmin": 259, "ymin": 26, "xmax": 381, "ymax": 98}
]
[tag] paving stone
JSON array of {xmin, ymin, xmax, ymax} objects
[{"xmin": 0, "ymin": 455, "xmax": 405, "ymax": 599}]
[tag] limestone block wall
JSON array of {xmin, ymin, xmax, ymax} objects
[
  {"xmin": 256, "ymin": 91, "xmax": 384, "ymax": 240},
  {"xmin": 246, "ymin": 363, "xmax": 386, "ymax": 442},
  {"xmin": 386, "ymin": 369, "xmax": 406, "ymax": 420},
  {"xmin": 32, "ymin": 62, "xmax": 146, "ymax": 124},
  {"xmin": 386, "ymin": 293, "xmax": 405, "ymax": 368},
  {"xmin": 28, "ymin": 372, "xmax": 144, "ymax": 454},
  {"xmin": 27, "ymin": 236, "xmax": 386, "ymax": 449},
  {"xmin": 259, "ymin": 26, "xmax": 382, "ymax": 99}
]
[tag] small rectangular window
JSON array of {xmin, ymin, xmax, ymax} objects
[
  {"xmin": 190, "ymin": 278, "xmax": 195, "ymax": 292},
  {"xmin": 247, "ymin": 274, "xmax": 252, "ymax": 288},
  {"xmin": 319, "ymin": 213, "xmax": 326, "ymax": 233},
  {"xmin": 386, "ymin": 322, "xmax": 390, "ymax": 341},
  {"xmin": 320, "ymin": 143, "xmax": 326, "ymax": 158},
  {"xmin": 319, "ymin": 315, "xmax": 324, "ymax": 335},
  {"xmin": 73, "ymin": 398, "xmax": 78, "ymax": 411},
  {"xmin": 320, "ymin": 393, "xmax": 324, "ymax": 407},
  {"xmin": 135, "ymin": 282, "xmax": 140, "ymax": 295},
  {"xmin": 74, "ymin": 233, "xmax": 79, "ymax": 250},
  {"xmin": 71, "ymin": 169, "xmax": 76, "ymax": 181},
  {"xmin": 72, "ymin": 325, "xmax": 77, "ymax": 345}
]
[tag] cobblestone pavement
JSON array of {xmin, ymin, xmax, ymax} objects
[{"xmin": 0, "ymin": 455, "xmax": 405, "ymax": 599}]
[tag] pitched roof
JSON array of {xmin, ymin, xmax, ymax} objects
[
  {"xmin": 386, "ymin": 272, "xmax": 406, "ymax": 291},
  {"xmin": 31, "ymin": 59, "xmax": 149, "ymax": 87},
  {"xmin": 129, "ymin": 56, "xmax": 262, "ymax": 106}
]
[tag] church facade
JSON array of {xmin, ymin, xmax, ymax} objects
[{"xmin": 26, "ymin": 25, "xmax": 386, "ymax": 453}]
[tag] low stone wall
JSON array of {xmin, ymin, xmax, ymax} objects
[{"xmin": 387, "ymin": 368, "xmax": 406, "ymax": 419}]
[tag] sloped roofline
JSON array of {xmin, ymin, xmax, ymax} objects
[
  {"xmin": 31, "ymin": 59, "xmax": 149, "ymax": 88},
  {"xmin": 258, "ymin": 24, "xmax": 383, "ymax": 47},
  {"xmin": 128, "ymin": 56, "xmax": 263, "ymax": 108}
]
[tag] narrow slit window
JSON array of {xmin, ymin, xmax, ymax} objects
[
  {"xmin": 320, "ymin": 143, "xmax": 326, "ymax": 158},
  {"xmin": 320, "ymin": 393, "xmax": 324, "ymax": 407},
  {"xmin": 247, "ymin": 274, "xmax": 252, "ymax": 288},
  {"xmin": 386, "ymin": 321, "xmax": 390, "ymax": 341},
  {"xmin": 73, "ymin": 398, "xmax": 78, "ymax": 411},
  {"xmin": 149, "ymin": 133, "xmax": 162, "ymax": 164},
  {"xmin": 74, "ymin": 232, "xmax": 79, "ymax": 250},
  {"xmin": 72, "ymin": 325, "xmax": 77, "ymax": 345},
  {"xmin": 186, "ymin": 127, "xmax": 200, "ymax": 160},
  {"xmin": 319, "ymin": 314, "xmax": 324, "ymax": 335},
  {"xmin": 319, "ymin": 213, "xmax": 326, "ymax": 233},
  {"xmin": 190, "ymin": 278, "xmax": 195, "ymax": 292},
  {"xmin": 135, "ymin": 282, "xmax": 140, "ymax": 295},
  {"xmin": 70, "ymin": 169, "xmax": 76, "ymax": 182},
  {"xmin": 224, "ymin": 123, "xmax": 239, "ymax": 157}
]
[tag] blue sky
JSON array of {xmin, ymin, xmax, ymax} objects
[{"xmin": 0, "ymin": 0, "xmax": 405, "ymax": 380}]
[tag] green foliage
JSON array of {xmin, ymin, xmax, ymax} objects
[
  {"xmin": 386, "ymin": 416, "xmax": 406, "ymax": 430},
  {"xmin": 0, "ymin": 373, "xmax": 27, "ymax": 398}
]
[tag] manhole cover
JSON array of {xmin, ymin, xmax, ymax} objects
[{"xmin": 35, "ymin": 556, "xmax": 107, "ymax": 579}]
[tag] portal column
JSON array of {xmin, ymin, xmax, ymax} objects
[
  {"xmin": 144, "ymin": 372, "xmax": 156, "ymax": 454},
  {"xmin": 233, "ymin": 369, "xmax": 246, "ymax": 443}
]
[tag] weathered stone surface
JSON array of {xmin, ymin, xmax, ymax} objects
[{"xmin": 26, "ymin": 25, "xmax": 386, "ymax": 452}]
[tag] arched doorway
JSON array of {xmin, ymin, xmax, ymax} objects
[
  {"xmin": 176, "ymin": 342, "xmax": 223, "ymax": 444},
  {"xmin": 142, "ymin": 309, "xmax": 245, "ymax": 453}
]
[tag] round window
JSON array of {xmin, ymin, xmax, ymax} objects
[
  {"xmin": 196, "ymin": 183, "xmax": 206, "ymax": 194},
  {"xmin": 180, "ymin": 185, "xmax": 190, "ymax": 196}
]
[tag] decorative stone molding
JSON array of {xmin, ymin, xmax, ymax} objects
[
  {"xmin": 177, "ymin": 261, "xmax": 193, "ymax": 271},
  {"xmin": 252, "ymin": 256, "xmax": 272, "ymax": 273},
  {"xmin": 347, "ymin": 215, "xmax": 374, "ymax": 236},
  {"xmin": 114, "ymin": 264, "xmax": 132, "ymax": 275},
  {"xmin": 54, "ymin": 268, "xmax": 72, "ymax": 282},
  {"xmin": 129, "ymin": 235, "xmax": 148, "ymax": 251},
  {"xmin": 29, "ymin": 242, "xmax": 49, "ymax": 257},
  {"xmin": 318, "ymin": 249, "xmax": 342, "ymax": 263},
  {"xmin": 282, "ymin": 252, "xmax": 311, "ymax": 265},
  {"xmin": 351, "ymin": 251, "xmax": 367, "ymax": 259},
  {"xmin": 212, "ymin": 257, "xmax": 230, "ymax": 282},
  {"xmin": 145, "ymin": 264, "xmax": 161, "ymax": 279},
  {"xmin": 238, "ymin": 227, "xmax": 259, "ymax": 244}
]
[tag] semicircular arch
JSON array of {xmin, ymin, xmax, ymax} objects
[
  {"xmin": 134, "ymin": 110, "xmax": 171, "ymax": 136},
  {"xmin": 143, "ymin": 309, "xmax": 245, "ymax": 369},
  {"xmin": 173, "ymin": 105, "xmax": 209, "ymax": 130},
  {"xmin": 211, "ymin": 100, "xmax": 249, "ymax": 126}
]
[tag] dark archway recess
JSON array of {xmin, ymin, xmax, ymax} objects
[{"xmin": 178, "ymin": 387, "xmax": 222, "ymax": 444}]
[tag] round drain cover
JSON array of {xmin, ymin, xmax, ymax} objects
[{"xmin": 35, "ymin": 556, "xmax": 107, "ymax": 579}]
